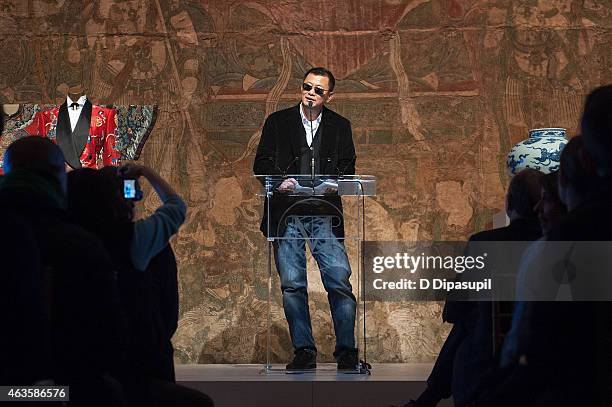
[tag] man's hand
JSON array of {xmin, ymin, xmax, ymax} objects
[
  {"xmin": 118, "ymin": 163, "xmax": 178, "ymax": 202},
  {"xmin": 277, "ymin": 177, "xmax": 297, "ymax": 193},
  {"xmin": 118, "ymin": 163, "xmax": 145, "ymax": 179},
  {"xmin": 324, "ymin": 187, "xmax": 337, "ymax": 194}
]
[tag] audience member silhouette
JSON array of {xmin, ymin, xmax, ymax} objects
[
  {"xmin": 0, "ymin": 137, "xmax": 126, "ymax": 406},
  {"xmin": 556, "ymin": 136, "xmax": 596, "ymax": 213},
  {"xmin": 451, "ymin": 169, "xmax": 543, "ymax": 407},
  {"xmin": 482, "ymin": 89, "xmax": 612, "ymax": 407},
  {"xmin": 527, "ymin": 87, "xmax": 612, "ymax": 406},
  {"xmin": 0, "ymin": 206, "xmax": 47, "ymax": 386},
  {"xmin": 500, "ymin": 170, "xmax": 568, "ymax": 370},
  {"xmin": 533, "ymin": 171, "xmax": 566, "ymax": 236},
  {"xmin": 0, "ymin": 114, "xmax": 48, "ymax": 386},
  {"xmin": 67, "ymin": 164, "xmax": 213, "ymax": 407},
  {"xmin": 399, "ymin": 169, "xmax": 543, "ymax": 407}
]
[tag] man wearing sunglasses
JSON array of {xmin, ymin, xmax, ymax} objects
[{"xmin": 253, "ymin": 67, "xmax": 358, "ymax": 371}]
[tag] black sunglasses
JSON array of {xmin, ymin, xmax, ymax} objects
[{"xmin": 302, "ymin": 82, "xmax": 329, "ymax": 97}]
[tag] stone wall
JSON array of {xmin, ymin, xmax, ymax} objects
[{"xmin": 1, "ymin": 0, "xmax": 611, "ymax": 363}]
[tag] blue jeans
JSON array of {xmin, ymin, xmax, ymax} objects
[{"xmin": 273, "ymin": 216, "xmax": 356, "ymax": 356}]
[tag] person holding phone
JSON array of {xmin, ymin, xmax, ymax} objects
[
  {"xmin": 118, "ymin": 163, "xmax": 186, "ymax": 271},
  {"xmin": 67, "ymin": 165, "xmax": 213, "ymax": 405},
  {"xmin": 69, "ymin": 163, "xmax": 186, "ymax": 272}
]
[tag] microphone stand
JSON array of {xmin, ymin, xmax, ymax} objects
[{"xmin": 308, "ymin": 101, "xmax": 315, "ymax": 190}]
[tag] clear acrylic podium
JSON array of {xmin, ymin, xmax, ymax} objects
[{"xmin": 255, "ymin": 175, "xmax": 376, "ymax": 375}]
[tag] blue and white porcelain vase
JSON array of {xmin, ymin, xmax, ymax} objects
[{"xmin": 507, "ymin": 128, "xmax": 568, "ymax": 175}]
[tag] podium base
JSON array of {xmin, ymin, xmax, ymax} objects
[{"xmin": 261, "ymin": 364, "xmax": 369, "ymax": 376}]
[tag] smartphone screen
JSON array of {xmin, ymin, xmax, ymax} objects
[{"xmin": 123, "ymin": 179, "xmax": 136, "ymax": 199}]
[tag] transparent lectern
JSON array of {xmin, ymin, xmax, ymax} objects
[{"xmin": 254, "ymin": 174, "xmax": 376, "ymax": 374}]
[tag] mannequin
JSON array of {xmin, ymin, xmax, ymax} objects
[
  {"xmin": 67, "ymin": 84, "xmax": 86, "ymax": 112},
  {"xmin": 24, "ymin": 84, "xmax": 120, "ymax": 169}
]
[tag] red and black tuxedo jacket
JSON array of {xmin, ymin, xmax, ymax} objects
[
  {"xmin": 25, "ymin": 99, "xmax": 120, "ymax": 169},
  {"xmin": 253, "ymin": 104, "xmax": 356, "ymax": 238}
]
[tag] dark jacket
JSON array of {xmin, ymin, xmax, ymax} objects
[
  {"xmin": 0, "ymin": 209, "xmax": 47, "ymax": 384},
  {"xmin": 0, "ymin": 172, "xmax": 125, "ymax": 384},
  {"xmin": 253, "ymin": 104, "xmax": 356, "ymax": 238},
  {"xmin": 525, "ymin": 185, "xmax": 612, "ymax": 406},
  {"xmin": 77, "ymin": 217, "xmax": 178, "ymax": 383},
  {"xmin": 443, "ymin": 218, "xmax": 543, "ymax": 324},
  {"xmin": 148, "ymin": 245, "xmax": 179, "ymax": 382},
  {"xmin": 445, "ymin": 218, "xmax": 542, "ymax": 407}
]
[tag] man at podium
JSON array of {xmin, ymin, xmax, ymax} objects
[{"xmin": 253, "ymin": 67, "xmax": 358, "ymax": 371}]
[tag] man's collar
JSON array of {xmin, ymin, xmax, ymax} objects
[
  {"xmin": 299, "ymin": 103, "xmax": 322, "ymax": 124},
  {"xmin": 67, "ymin": 94, "xmax": 87, "ymax": 106}
]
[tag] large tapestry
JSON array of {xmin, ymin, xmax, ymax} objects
[{"xmin": 1, "ymin": 0, "xmax": 611, "ymax": 364}]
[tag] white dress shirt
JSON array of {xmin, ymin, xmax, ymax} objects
[
  {"xmin": 66, "ymin": 95, "xmax": 87, "ymax": 132},
  {"xmin": 300, "ymin": 105, "xmax": 322, "ymax": 147}
]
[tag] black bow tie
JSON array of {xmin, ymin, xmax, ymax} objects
[{"xmin": 70, "ymin": 102, "xmax": 80, "ymax": 110}]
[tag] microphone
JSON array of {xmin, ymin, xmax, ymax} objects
[
  {"xmin": 273, "ymin": 155, "xmax": 302, "ymax": 193},
  {"xmin": 309, "ymin": 101, "xmax": 315, "ymax": 182},
  {"xmin": 267, "ymin": 154, "xmax": 300, "ymax": 177}
]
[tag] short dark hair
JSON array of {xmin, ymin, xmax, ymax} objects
[
  {"xmin": 540, "ymin": 171, "xmax": 561, "ymax": 203},
  {"xmin": 581, "ymin": 84, "xmax": 612, "ymax": 176},
  {"xmin": 559, "ymin": 135, "xmax": 595, "ymax": 196},
  {"xmin": 3, "ymin": 136, "xmax": 64, "ymax": 176},
  {"xmin": 506, "ymin": 168, "xmax": 544, "ymax": 218},
  {"xmin": 68, "ymin": 166, "xmax": 133, "ymax": 235},
  {"xmin": 303, "ymin": 67, "xmax": 335, "ymax": 92}
]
